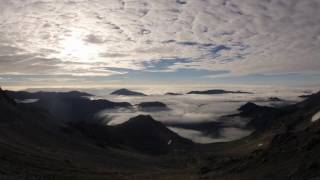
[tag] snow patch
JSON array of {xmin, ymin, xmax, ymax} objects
[
  {"xmin": 15, "ymin": 99, "xmax": 39, "ymax": 104},
  {"xmin": 311, "ymin": 111, "xmax": 320, "ymax": 122}
]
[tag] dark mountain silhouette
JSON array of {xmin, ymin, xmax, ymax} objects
[
  {"xmin": 6, "ymin": 90, "xmax": 132, "ymax": 122},
  {"xmin": 242, "ymin": 104, "xmax": 282, "ymax": 131},
  {"xmin": 238, "ymin": 102, "xmax": 279, "ymax": 117},
  {"xmin": 218, "ymin": 102, "xmax": 282, "ymax": 132},
  {"xmin": 187, "ymin": 89, "xmax": 252, "ymax": 95},
  {"xmin": 110, "ymin": 88, "xmax": 147, "ymax": 96},
  {"xmin": 165, "ymin": 92, "xmax": 183, "ymax": 96},
  {"xmin": 235, "ymin": 91, "xmax": 320, "ymax": 133},
  {"xmin": 0, "ymin": 88, "xmax": 17, "ymax": 105},
  {"xmin": 0, "ymin": 88, "xmax": 20, "ymax": 123},
  {"xmin": 300, "ymin": 94, "xmax": 313, "ymax": 98},
  {"xmin": 69, "ymin": 115, "xmax": 193, "ymax": 155},
  {"xmin": 137, "ymin": 101, "xmax": 171, "ymax": 112},
  {"xmin": 113, "ymin": 115, "xmax": 193, "ymax": 153},
  {"xmin": 5, "ymin": 90, "xmax": 92, "ymax": 99},
  {"xmin": 239, "ymin": 102, "xmax": 264, "ymax": 112}
]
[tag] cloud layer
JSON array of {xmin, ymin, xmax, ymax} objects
[
  {"xmin": 0, "ymin": 0, "xmax": 320, "ymax": 85},
  {"xmin": 91, "ymin": 85, "xmax": 308, "ymax": 143}
]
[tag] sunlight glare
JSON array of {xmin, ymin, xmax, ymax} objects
[{"xmin": 59, "ymin": 31, "xmax": 101, "ymax": 62}]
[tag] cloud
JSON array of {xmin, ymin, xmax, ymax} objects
[
  {"xmin": 142, "ymin": 58, "xmax": 191, "ymax": 71},
  {"xmin": 84, "ymin": 34, "xmax": 106, "ymax": 44},
  {"xmin": 0, "ymin": 53, "xmax": 122, "ymax": 77},
  {"xmin": 311, "ymin": 110, "xmax": 320, "ymax": 122},
  {"xmin": 0, "ymin": 0, "xmax": 319, "ymax": 83},
  {"xmin": 211, "ymin": 45, "xmax": 231, "ymax": 55},
  {"xmin": 95, "ymin": 93, "xmax": 254, "ymax": 143},
  {"xmin": 99, "ymin": 52, "xmax": 129, "ymax": 58},
  {"xmin": 168, "ymin": 127, "xmax": 252, "ymax": 144},
  {"xmin": 168, "ymin": 127, "xmax": 219, "ymax": 144},
  {"xmin": 97, "ymin": 93, "xmax": 246, "ymax": 125},
  {"xmin": 91, "ymin": 86, "xmax": 307, "ymax": 143}
]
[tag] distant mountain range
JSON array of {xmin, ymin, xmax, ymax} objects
[
  {"xmin": 187, "ymin": 89, "xmax": 253, "ymax": 95},
  {"xmin": 110, "ymin": 88, "xmax": 252, "ymax": 96}
]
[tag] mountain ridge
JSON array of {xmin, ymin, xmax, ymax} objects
[{"xmin": 187, "ymin": 89, "xmax": 253, "ymax": 95}]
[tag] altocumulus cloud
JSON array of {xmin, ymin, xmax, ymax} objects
[{"xmin": 0, "ymin": 0, "xmax": 320, "ymax": 81}]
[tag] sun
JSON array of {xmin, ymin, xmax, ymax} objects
[{"xmin": 59, "ymin": 31, "xmax": 101, "ymax": 62}]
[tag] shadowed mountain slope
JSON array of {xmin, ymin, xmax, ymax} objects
[
  {"xmin": 70, "ymin": 115, "xmax": 193, "ymax": 155},
  {"xmin": 197, "ymin": 91, "xmax": 320, "ymax": 180}
]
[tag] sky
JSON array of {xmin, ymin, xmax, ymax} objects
[{"xmin": 0, "ymin": 0, "xmax": 320, "ymax": 89}]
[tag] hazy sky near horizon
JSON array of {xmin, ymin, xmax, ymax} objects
[{"xmin": 0, "ymin": 0, "xmax": 320, "ymax": 88}]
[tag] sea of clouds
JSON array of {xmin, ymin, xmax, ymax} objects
[{"xmin": 84, "ymin": 85, "xmax": 313, "ymax": 143}]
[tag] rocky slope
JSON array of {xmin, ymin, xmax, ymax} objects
[{"xmin": 198, "ymin": 91, "xmax": 320, "ymax": 180}]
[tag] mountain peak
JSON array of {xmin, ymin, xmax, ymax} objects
[
  {"xmin": 238, "ymin": 102, "xmax": 260, "ymax": 112},
  {"xmin": 113, "ymin": 114, "xmax": 193, "ymax": 154},
  {"xmin": 110, "ymin": 88, "xmax": 147, "ymax": 96},
  {"xmin": 121, "ymin": 114, "xmax": 159, "ymax": 126}
]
